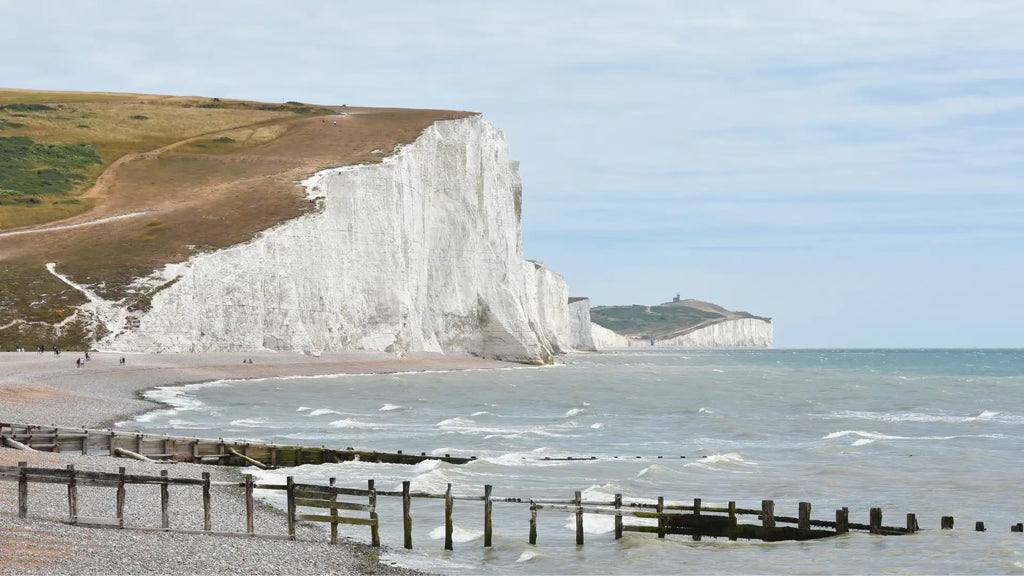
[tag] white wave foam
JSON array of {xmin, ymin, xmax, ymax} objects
[
  {"xmin": 328, "ymin": 418, "xmax": 381, "ymax": 429},
  {"xmin": 565, "ymin": 408, "xmax": 585, "ymax": 417},
  {"xmin": 590, "ymin": 422, "xmax": 606, "ymax": 429},
  {"xmin": 684, "ymin": 452, "xmax": 754, "ymax": 473},
  {"xmin": 229, "ymin": 418, "xmax": 269, "ymax": 427},
  {"xmin": 820, "ymin": 410, "xmax": 1021, "ymax": 425},
  {"xmin": 308, "ymin": 408, "xmax": 340, "ymax": 416},
  {"xmin": 516, "ymin": 551, "xmax": 538, "ymax": 563},
  {"xmin": 428, "ymin": 525, "xmax": 481, "ymax": 543},
  {"xmin": 296, "ymin": 406, "xmax": 312, "ymax": 412},
  {"xmin": 379, "ymin": 404, "xmax": 403, "ymax": 411}
]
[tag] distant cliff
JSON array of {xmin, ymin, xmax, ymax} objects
[
  {"xmin": 590, "ymin": 299, "xmax": 772, "ymax": 348},
  {"xmin": 103, "ymin": 116, "xmax": 573, "ymax": 363}
]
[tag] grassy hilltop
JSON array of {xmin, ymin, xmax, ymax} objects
[
  {"xmin": 0, "ymin": 88, "xmax": 471, "ymax": 350},
  {"xmin": 591, "ymin": 299, "xmax": 770, "ymax": 340}
]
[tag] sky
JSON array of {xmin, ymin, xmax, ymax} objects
[{"xmin": 2, "ymin": 1, "xmax": 1022, "ymax": 348}]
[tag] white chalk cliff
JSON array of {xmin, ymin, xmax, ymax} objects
[
  {"xmin": 104, "ymin": 115, "xmax": 572, "ymax": 364},
  {"xmin": 591, "ymin": 318, "xmax": 773, "ymax": 349}
]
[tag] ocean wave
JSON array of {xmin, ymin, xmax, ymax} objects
[
  {"xmin": 821, "ymin": 429, "xmax": 997, "ymax": 445},
  {"xmin": 296, "ymin": 406, "xmax": 312, "ymax": 412},
  {"xmin": 428, "ymin": 524, "xmax": 481, "ymax": 543},
  {"xmin": 818, "ymin": 409, "xmax": 1021, "ymax": 425},
  {"xmin": 328, "ymin": 418, "xmax": 385, "ymax": 429},
  {"xmin": 308, "ymin": 408, "xmax": 341, "ymax": 416},
  {"xmin": 565, "ymin": 408, "xmax": 585, "ymax": 417},
  {"xmin": 684, "ymin": 452, "xmax": 754, "ymax": 473},
  {"xmin": 229, "ymin": 418, "xmax": 270, "ymax": 428},
  {"xmin": 379, "ymin": 404, "xmax": 403, "ymax": 411}
]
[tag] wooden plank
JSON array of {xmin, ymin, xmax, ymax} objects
[
  {"xmin": 296, "ymin": 514, "xmax": 378, "ymax": 526},
  {"xmin": 116, "ymin": 467, "xmax": 126, "ymax": 528},
  {"xmin": 799, "ymin": 502, "xmax": 811, "ymax": 531},
  {"xmin": 4, "ymin": 437, "xmax": 37, "ymax": 451},
  {"xmin": 656, "ymin": 497, "xmax": 665, "ymax": 539},
  {"xmin": 762, "ymin": 500, "xmax": 775, "ymax": 528},
  {"xmin": 227, "ymin": 447, "xmax": 267, "ymax": 470},
  {"xmin": 114, "ymin": 447, "xmax": 155, "ymax": 462},
  {"xmin": 287, "ymin": 476, "xmax": 296, "ymax": 540},
  {"xmin": 329, "ymin": 478, "xmax": 338, "ymax": 545},
  {"xmin": 75, "ymin": 516, "xmax": 123, "ymax": 528}
]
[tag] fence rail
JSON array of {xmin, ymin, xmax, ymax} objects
[{"xmin": 0, "ymin": 462, "xmax": 957, "ymax": 552}]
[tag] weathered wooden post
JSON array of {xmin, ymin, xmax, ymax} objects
[
  {"xmin": 286, "ymin": 476, "xmax": 296, "ymax": 540},
  {"xmin": 402, "ymin": 480, "xmax": 412, "ymax": 549},
  {"xmin": 136, "ymin": 433, "xmax": 143, "ymax": 455},
  {"xmin": 836, "ymin": 508, "xmax": 849, "ymax": 534},
  {"xmin": 328, "ymin": 477, "xmax": 338, "ymax": 544},
  {"xmin": 906, "ymin": 513, "xmax": 918, "ymax": 534},
  {"xmin": 202, "ymin": 472, "xmax": 212, "ymax": 531},
  {"xmin": 245, "ymin": 474, "xmax": 255, "ymax": 536},
  {"xmin": 484, "ymin": 485, "xmax": 493, "ymax": 547},
  {"xmin": 576, "ymin": 491, "xmax": 585, "ymax": 545},
  {"xmin": 761, "ymin": 500, "xmax": 775, "ymax": 528},
  {"xmin": 444, "ymin": 483, "xmax": 454, "ymax": 551},
  {"xmin": 614, "ymin": 494, "xmax": 623, "ymax": 540},
  {"xmin": 1012, "ymin": 523, "xmax": 1023, "ymax": 533},
  {"xmin": 81, "ymin": 432, "xmax": 89, "ymax": 455},
  {"xmin": 976, "ymin": 521, "xmax": 986, "ymax": 532},
  {"xmin": 368, "ymin": 479, "xmax": 380, "ymax": 547},
  {"xmin": 799, "ymin": 502, "xmax": 811, "ymax": 531},
  {"xmin": 941, "ymin": 516, "xmax": 954, "ymax": 530},
  {"xmin": 116, "ymin": 467, "xmax": 126, "ymax": 528},
  {"xmin": 870, "ymin": 508, "xmax": 882, "ymax": 534},
  {"xmin": 66, "ymin": 464, "xmax": 78, "ymax": 524},
  {"xmin": 17, "ymin": 461, "xmax": 27, "ymax": 519},
  {"xmin": 728, "ymin": 501, "xmax": 738, "ymax": 541},
  {"xmin": 656, "ymin": 496, "xmax": 665, "ymax": 539},
  {"xmin": 693, "ymin": 498, "xmax": 702, "ymax": 541},
  {"xmin": 529, "ymin": 500, "xmax": 538, "ymax": 545},
  {"xmin": 108, "ymin": 431, "xmax": 116, "ymax": 457},
  {"xmin": 160, "ymin": 470, "xmax": 170, "ymax": 529}
]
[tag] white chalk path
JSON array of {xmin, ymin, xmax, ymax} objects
[{"xmin": 0, "ymin": 210, "xmax": 150, "ymax": 238}]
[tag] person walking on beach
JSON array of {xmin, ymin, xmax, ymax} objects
[{"xmin": 76, "ymin": 357, "xmax": 82, "ymax": 368}]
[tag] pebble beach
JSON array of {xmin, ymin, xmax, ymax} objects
[{"xmin": 0, "ymin": 350, "xmax": 510, "ymax": 575}]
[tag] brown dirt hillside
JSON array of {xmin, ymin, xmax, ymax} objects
[{"xmin": 0, "ymin": 89, "xmax": 473, "ymax": 350}]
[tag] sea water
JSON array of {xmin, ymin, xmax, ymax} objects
[{"xmin": 126, "ymin": 349, "xmax": 1024, "ymax": 574}]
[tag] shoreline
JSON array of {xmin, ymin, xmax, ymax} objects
[{"xmin": 0, "ymin": 350, "xmax": 515, "ymax": 575}]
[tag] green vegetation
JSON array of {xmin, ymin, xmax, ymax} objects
[
  {"xmin": 0, "ymin": 136, "xmax": 102, "ymax": 205},
  {"xmin": 130, "ymin": 115, "xmax": 148, "ymax": 120},
  {"xmin": 591, "ymin": 300, "xmax": 768, "ymax": 339},
  {"xmin": 2, "ymin": 103, "xmax": 55, "ymax": 112},
  {"xmin": 212, "ymin": 136, "xmax": 235, "ymax": 144}
]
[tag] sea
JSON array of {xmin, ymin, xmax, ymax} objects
[{"xmin": 123, "ymin": 349, "xmax": 1024, "ymax": 574}]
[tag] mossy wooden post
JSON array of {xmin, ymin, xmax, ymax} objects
[
  {"xmin": 614, "ymin": 494, "xmax": 623, "ymax": 540},
  {"xmin": 799, "ymin": 502, "xmax": 811, "ymax": 531},
  {"xmin": 728, "ymin": 502, "xmax": 738, "ymax": 541},
  {"xmin": 529, "ymin": 500, "xmax": 538, "ymax": 545},
  {"xmin": 160, "ymin": 470, "xmax": 170, "ymax": 529},
  {"xmin": 693, "ymin": 498, "xmax": 702, "ymax": 541},
  {"xmin": 836, "ymin": 507, "xmax": 849, "ymax": 534},
  {"xmin": 202, "ymin": 472, "xmax": 212, "ymax": 531},
  {"xmin": 17, "ymin": 461, "xmax": 27, "ymax": 518},
  {"xmin": 368, "ymin": 479, "xmax": 380, "ymax": 547},
  {"xmin": 270, "ymin": 446, "xmax": 278, "ymax": 468},
  {"xmin": 656, "ymin": 496, "xmax": 665, "ymax": 539},
  {"xmin": 941, "ymin": 516, "xmax": 954, "ymax": 530},
  {"xmin": 286, "ymin": 476, "xmax": 296, "ymax": 540},
  {"xmin": 328, "ymin": 477, "xmax": 338, "ymax": 545},
  {"xmin": 402, "ymin": 480, "xmax": 412, "ymax": 549},
  {"xmin": 484, "ymin": 484, "xmax": 493, "ymax": 547},
  {"xmin": 116, "ymin": 467, "xmax": 126, "ymax": 528},
  {"xmin": 444, "ymin": 483, "xmax": 454, "ymax": 551},
  {"xmin": 108, "ymin": 431, "xmax": 116, "ymax": 457},
  {"xmin": 136, "ymin": 433, "xmax": 143, "ymax": 455},
  {"xmin": 576, "ymin": 491, "xmax": 585, "ymax": 545},
  {"xmin": 245, "ymin": 474, "xmax": 255, "ymax": 536},
  {"xmin": 907, "ymin": 513, "xmax": 918, "ymax": 533},
  {"xmin": 761, "ymin": 500, "xmax": 775, "ymax": 528},
  {"xmin": 870, "ymin": 508, "xmax": 882, "ymax": 534},
  {"xmin": 66, "ymin": 464, "xmax": 78, "ymax": 524}
]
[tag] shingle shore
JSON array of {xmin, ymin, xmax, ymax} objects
[{"xmin": 0, "ymin": 350, "xmax": 509, "ymax": 574}]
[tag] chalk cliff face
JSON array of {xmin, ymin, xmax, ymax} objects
[
  {"xmin": 104, "ymin": 115, "xmax": 570, "ymax": 364},
  {"xmin": 567, "ymin": 298, "xmax": 596, "ymax": 351},
  {"xmin": 591, "ymin": 318, "xmax": 773, "ymax": 349}
]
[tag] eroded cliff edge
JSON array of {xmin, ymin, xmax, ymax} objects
[{"xmin": 103, "ymin": 115, "xmax": 571, "ymax": 364}]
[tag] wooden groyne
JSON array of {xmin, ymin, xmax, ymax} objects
[
  {"xmin": 0, "ymin": 422, "xmax": 475, "ymax": 467},
  {"xmin": 1, "ymin": 462, "xmax": 948, "ymax": 550}
]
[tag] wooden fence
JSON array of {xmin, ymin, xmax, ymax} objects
[
  {"xmin": 1, "ymin": 462, "xmax": 961, "ymax": 551},
  {"xmin": 0, "ymin": 422, "xmax": 473, "ymax": 467}
]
